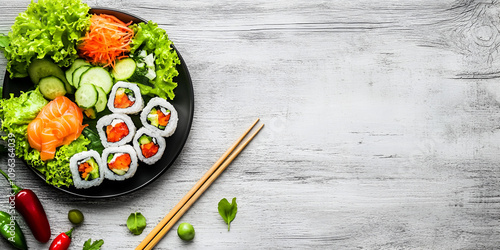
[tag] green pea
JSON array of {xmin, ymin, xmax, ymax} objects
[
  {"xmin": 177, "ymin": 222, "xmax": 195, "ymax": 241},
  {"xmin": 68, "ymin": 209, "xmax": 84, "ymax": 225}
]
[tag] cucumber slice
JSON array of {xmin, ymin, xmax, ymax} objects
[
  {"xmin": 94, "ymin": 86, "xmax": 107, "ymax": 113},
  {"xmin": 107, "ymin": 154, "xmax": 114, "ymax": 163},
  {"xmin": 75, "ymin": 83, "xmax": 98, "ymax": 109},
  {"xmin": 112, "ymin": 58, "xmax": 136, "ymax": 80},
  {"xmin": 39, "ymin": 76, "xmax": 67, "ymax": 100},
  {"xmin": 66, "ymin": 59, "xmax": 91, "ymax": 87},
  {"xmin": 80, "ymin": 67, "xmax": 114, "ymax": 94},
  {"xmin": 112, "ymin": 169, "xmax": 127, "ymax": 176},
  {"xmin": 147, "ymin": 113, "xmax": 159, "ymax": 127},
  {"xmin": 138, "ymin": 135, "xmax": 152, "ymax": 145},
  {"xmin": 72, "ymin": 65, "xmax": 91, "ymax": 89},
  {"xmin": 88, "ymin": 158, "xmax": 100, "ymax": 180},
  {"xmin": 27, "ymin": 58, "xmax": 68, "ymax": 85},
  {"xmin": 65, "ymin": 81, "xmax": 75, "ymax": 95}
]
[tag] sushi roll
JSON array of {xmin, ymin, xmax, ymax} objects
[
  {"xmin": 133, "ymin": 127, "xmax": 166, "ymax": 164},
  {"xmin": 107, "ymin": 81, "xmax": 144, "ymax": 114},
  {"xmin": 140, "ymin": 97, "xmax": 178, "ymax": 137},
  {"xmin": 70, "ymin": 150, "xmax": 104, "ymax": 189},
  {"xmin": 97, "ymin": 113, "xmax": 136, "ymax": 147},
  {"xmin": 102, "ymin": 145, "xmax": 138, "ymax": 181}
]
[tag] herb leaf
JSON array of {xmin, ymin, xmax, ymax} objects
[
  {"xmin": 81, "ymin": 127, "xmax": 104, "ymax": 154},
  {"xmin": 83, "ymin": 238, "xmax": 104, "ymax": 250},
  {"xmin": 218, "ymin": 197, "xmax": 237, "ymax": 231},
  {"xmin": 127, "ymin": 212, "xmax": 147, "ymax": 235}
]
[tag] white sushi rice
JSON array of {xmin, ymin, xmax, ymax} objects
[
  {"xmin": 132, "ymin": 127, "xmax": 166, "ymax": 165},
  {"xmin": 69, "ymin": 150, "xmax": 105, "ymax": 189},
  {"xmin": 140, "ymin": 97, "xmax": 178, "ymax": 137},
  {"xmin": 101, "ymin": 145, "xmax": 138, "ymax": 181},
  {"xmin": 107, "ymin": 81, "xmax": 144, "ymax": 114},
  {"xmin": 97, "ymin": 113, "xmax": 136, "ymax": 147}
]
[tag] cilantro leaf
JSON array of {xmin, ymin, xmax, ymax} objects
[
  {"xmin": 83, "ymin": 238, "xmax": 104, "ymax": 250},
  {"xmin": 218, "ymin": 197, "xmax": 238, "ymax": 231}
]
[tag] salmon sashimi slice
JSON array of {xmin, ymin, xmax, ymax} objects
[
  {"xmin": 47, "ymin": 115, "xmax": 74, "ymax": 139},
  {"xmin": 27, "ymin": 96, "xmax": 87, "ymax": 161},
  {"xmin": 37, "ymin": 95, "xmax": 70, "ymax": 121},
  {"xmin": 40, "ymin": 126, "xmax": 60, "ymax": 161},
  {"xmin": 27, "ymin": 118, "xmax": 44, "ymax": 152},
  {"xmin": 62, "ymin": 124, "xmax": 86, "ymax": 146}
]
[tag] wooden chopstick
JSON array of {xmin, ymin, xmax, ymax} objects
[{"xmin": 136, "ymin": 118, "xmax": 264, "ymax": 250}]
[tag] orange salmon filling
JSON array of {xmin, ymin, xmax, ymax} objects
[
  {"xmin": 106, "ymin": 122, "xmax": 129, "ymax": 142},
  {"xmin": 114, "ymin": 91, "xmax": 135, "ymax": 109},
  {"xmin": 140, "ymin": 142, "xmax": 159, "ymax": 158},
  {"xmin": 78, "ymin": 162, "xmax": 93, "ymax": 179},
  {"xmin": 108, "ymin": 154, "xmax": 131, "ymax": 171},
  {"xmin": 157, "ymin": 109, "xmax": 171, "ymax": 127}
]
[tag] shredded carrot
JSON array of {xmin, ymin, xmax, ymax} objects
[{"xmin": 78, "ymin": 14, "xmax": 134, "ymax": 68}]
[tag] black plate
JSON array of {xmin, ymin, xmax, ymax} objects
[{"xmin": 2, "ymin": 8, "xmax": 194, "ymax": 198}]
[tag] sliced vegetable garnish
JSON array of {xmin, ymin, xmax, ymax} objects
[{"xmin": 78, "ymin": 14, "xmax": 134, "ymax": 68}]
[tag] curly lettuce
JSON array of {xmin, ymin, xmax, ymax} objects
[
  {"xmin": 0, "ymin": 34, "xmax": 8, "ymax": 51},
  {"xmin": 3, "ymin": 0, "xmax": 90, "ymax": 78},
  {"xmin": 25, "ymin": 135, "xmax": 89, "ymax": 188},
  {"xmin": 129, "ymin": 21, "xmax": 180, "ymax": 100},
  {"xmin": 47, "ymin": 135, "xmax": 89, "ymax": 187},
  {"xmin": 0, "ymin": 88, "xmax": 48, "ymax": 157}
]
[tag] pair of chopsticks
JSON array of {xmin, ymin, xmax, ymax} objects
[{"xmin": 136, "ymin": 118, "xmax": 264, "ymax": 250}]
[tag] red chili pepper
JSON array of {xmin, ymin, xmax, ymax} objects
[
  {"xmin": 49, "ymin": 228, "xmax": 73, "ymax": 250},
  {"xmin": 0, "ymin": 169, "xmax": 51, "ymax": 243}
]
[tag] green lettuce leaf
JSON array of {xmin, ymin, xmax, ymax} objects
[
  {"xmin": 3, "ymin": 0, "xmax": 90, "ymax": 78},
  {"xmin": 44, "ymin": 135, "xmax": 89, "ymax": 187},
  {"xmin": 129, "ymin": 21, "xmax": 180, "ymax": 100},
  {"xmin": 16, "ymin": 133, "xmax": 89, "ymax": 188},
  {"xmin": 0, "ymin": 33, "xmax": 9, "ymax": 51},
  {"xmin": 0, "ymin": 88, "xmax": 48, "ymax": 157}
]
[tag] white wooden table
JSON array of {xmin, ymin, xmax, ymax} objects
[{"xmin": 1, "ymin": 0, "xmax": 500, "ymax": 249}]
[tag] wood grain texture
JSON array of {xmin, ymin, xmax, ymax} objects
[{"xmin": 1, "ymin": 0, "xmax": 500, "ymax": 249}]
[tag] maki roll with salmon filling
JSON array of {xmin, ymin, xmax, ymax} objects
[
  {"xmin": 70, "ymin": 150, "xmax": 105, "ymax": 189},
  {"xmin": 97, "ymin": 113, "xmax": 136, "ymax": 147},
  {"xmin": 107, "ymin": 81, "xmax": 144, "ymax": 114},
  {"xmin": 140, "ymin": 97, "xmax": 178, "ymax": 137},
  {"xmin": 102, "ymin": 145, "xmax": 138, "ymax": 181},
  {"xmin": 133, "ymin": 127, "xmax": 166, "ymax": 164}
]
